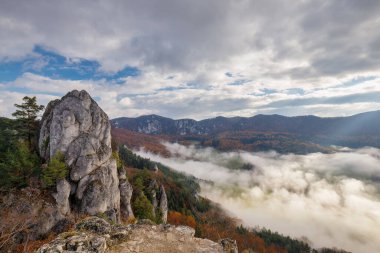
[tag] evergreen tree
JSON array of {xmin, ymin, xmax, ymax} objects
[
  {"xmin": 42, "ymin": 151, "xmax": 68, "ymax": 188},
  {"xmin": 132, "ymin": 192, "xmax": 155, "ymax": 221},
  {"xmin": 0, "ymin": 117, "xmax": 18, "ymax": 158},
  {"xmin": 0, "ymin": 141, "xmax": 40, "ymax": 189},
  {"xmin": 12, "ymin": 96, "xmax": 45, "ymax": 149}
]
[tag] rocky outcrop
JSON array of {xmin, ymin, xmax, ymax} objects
[
  {"xmin": 110, "ymin": 224, "xmax": 226, "ymax": 253},
  {"xmin": 36, "ymin": 217, "xmax": 117, "ymax": 253},
  {"xmin": 219, "ymin": 238, "xmax": 238, "ymax": 253},
  {"xmin": 148, "ymin": 180, "xmax": 159, "ymax": 210},
  {"xmin": 53, "ymin": 179, "xmax": 71, "ymax": 216},
  {"xmin": 38, "ymin": 90, "xmax": 120, "ymax": 220},
  {"xmin": 159, "ymin": 185, "xmax": 168, "ymax": 223},
  {"xmin": 37, "ymin": 217, "xmax": 236, "ymax": 253},
  {"xmin": 118, "ymin": 169, "xmax": 134, "ymax": 221},
  {"xmin": 147, "ymin": 179, "xmax": 168, "ymax": 223}
]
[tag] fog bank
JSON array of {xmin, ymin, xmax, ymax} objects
[{"xmin": 136, "ymin": 143, "xmax": 380, "ymax": 253}]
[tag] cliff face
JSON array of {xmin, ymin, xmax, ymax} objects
[{"xmin": 39, "ymin": 90, "xmax": 120, "ymax": 220}]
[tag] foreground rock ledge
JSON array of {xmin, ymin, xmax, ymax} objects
[{"xmin": 36, "ymin": 217, "xmax": 238, "ymax": 253}]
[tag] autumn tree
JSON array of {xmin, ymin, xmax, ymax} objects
[
  {"xmin": 12, "ymin": 96, "xmax": 45, "ymax": 149},
  {"xmin": 167, "ymin": 211, "xmax": 196, "ymax": 228}
]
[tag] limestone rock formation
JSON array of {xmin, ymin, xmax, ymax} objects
[
  {"xmin": 118, "ymin": 169, "xmax": 134, "ymax": 221},
  {"xmin": 147, "ymin": 179, "xmax": 168, "ymax": 223},
  {"xmin": 53, "ymin": 179, "xmax": 71, "ymax": 216},
  {"xmin": 37, "ymin": 217, "xmax": 236, "ymax": 253},
  {"xmin": 159, "ymin": 185, "xmax": 168, "ymax": 223},
  {"xmin": 38, "ymin": 90, "xmax": 120, "ymax": 219},
  {"xmin": 148, "ymin": 180, "xmax": 159, "ymax": 210}
]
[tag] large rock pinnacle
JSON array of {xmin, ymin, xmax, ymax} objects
[{"xmin": 39, "ymin": 90, "xmax": 120, "ymax": 219}]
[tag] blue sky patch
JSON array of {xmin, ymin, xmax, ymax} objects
[
  {"xmin": 228, "ymin": 79, "xmax": 250, "ymax": 86},
  {"xmin": 0, "ymin": 45, "xmax": 140, "ymax": 83},
  {"xmin": 336, "ymin": 76, "xmax": 377, "ymax": 88}
]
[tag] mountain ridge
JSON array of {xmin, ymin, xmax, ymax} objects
[
  {"xmin": 111, "ymin": 110, "xmax": 380, "ymax": 150},
  {"xmin": 113, "ymin": 110, "xmax": 380, "ymax": 122}
]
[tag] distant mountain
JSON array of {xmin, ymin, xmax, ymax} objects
[{"xmin": 111, "ymin": 111, "xmax": 380, "ymax": 151}]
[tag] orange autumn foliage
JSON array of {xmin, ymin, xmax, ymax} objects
[
  {"xmin": 167, "ymin": 211, "xmax": 196, "ymax": 228},
  {"xmin": 195, "ymin": 209, "xmax": 287, "ymax": 253},
  {"xmin": 111, "ymin": 128, "xmax": 171, "ymax": 156}
]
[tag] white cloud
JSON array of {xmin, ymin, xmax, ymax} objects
[
  {"xmin": 1, "ymin": 72, "xmax": 380, "ymax": 119},
  {"xmin": 137, "ymin": 143, "xmax": 380, "ymax": 253},
  {"xmin": 0, "ymin": 90, "xmax": 58, "ymax": 117}
]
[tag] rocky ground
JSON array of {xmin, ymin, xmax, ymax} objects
[
  {"xmin": 110, "ymin": 224, "xmax": 224, "ymax": 253},
  {"xmin": 36, "ymin": 217, "xmax": 237, "ymax": 253}
]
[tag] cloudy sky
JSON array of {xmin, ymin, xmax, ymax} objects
[{"xmin": 1, "ymin": 0, "xmax": 380, "ymax": 119}]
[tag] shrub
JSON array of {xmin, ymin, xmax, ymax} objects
[
  {"xmin": 112, "ymin": 151, "xmax": 123, "ymax": 170},
  {"xmin": 42, "ymin": 151, "xmax": 69, "ymax": 187},
  {"xmin": 132, "ymin": 192, "xmax": 155, "ymax": 221}
]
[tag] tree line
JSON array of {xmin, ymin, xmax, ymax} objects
[{"xmin": 0, "ymin": 96, "xmax": 67, "ymax": 190}]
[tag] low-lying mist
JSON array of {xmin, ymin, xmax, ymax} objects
[{"xmin": 136, "ymin": 143, "xmax": 380, "ymax": 253}]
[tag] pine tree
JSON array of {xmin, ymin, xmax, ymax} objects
[
  {"xmin": 42, "ymin": 151, "xmax": 68, "ymax": 188},
  {"xmin": 12, "ymin": 96, "xmax": 45, "ymax": 149},
  {"xmin": 132, "ymin": 192, "xmax": 155, "ymax": 221},
  {"xmin": 0, "ymin": 141, "xmax": 40, "ymax": 189}
]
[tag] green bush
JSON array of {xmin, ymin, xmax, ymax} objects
[
  {"xmin": 42, "ymin": 151, "xmax": 69, "ymax": 187},
  {"xmin": 112, "ymin": 151, "xmax": 123, "ymax": 170},
  {"xmin": 132, "ymin": 192, "xmax": 155, "ymax": 221}
]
